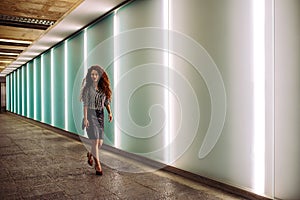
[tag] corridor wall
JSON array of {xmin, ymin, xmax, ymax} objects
[{"xmin": 5, "ymin": 0, "xmax": 300, "ymax": 199}]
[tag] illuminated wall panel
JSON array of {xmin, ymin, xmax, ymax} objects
[
  {"xmin": 42, "ymin": 51, "xmax": 52, "ymax": 125},
  {"xmin": 52, "ymin": 44, "xmax": 65, "ymax": 129},
  {"xmin": 22, "ymin": 65, "xmax": 28, "ymax": 117},
  {"xmin": 168, "ymin": 0, "xmax": 273, "ymax": 196},
  {"xmin": 13, "ymin": 71, "xmax": 16, "ymax": 113},
  {"xmin": 87, "ymin": 14, "xmax": 114, "ymax": 144},
  {"xmin": 6, "ymin": 75, "xmax": 10, "ymax": 111},
  {"xmin": 27, "ymin": 62, "xmax": 34, "ymax": 118},
  {"xmin": 67, "ymin": 32, "xmax": 84, "ymax": 133},
  {"xmin": 17, "ymin": 68, "xmax": 21, "ymax": 115},
  {"xmin": 114, "ymin": 0, "xmax": 169, "ymax": 160},
  {"xmin": 275, "ymin": 0, "xmax": 300, "ymax": 199},
  {"xmin": 11, "ymin": 73, "xmax": 13, "ymax": 112},
  {"xmin": 35, "ymin": 57, "xmax": 42, "ymax": 121}
]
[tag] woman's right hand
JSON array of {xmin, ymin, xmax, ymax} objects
[{"xmin": 84, "ymin": 118, "xmax": 89, "ymax": 128}]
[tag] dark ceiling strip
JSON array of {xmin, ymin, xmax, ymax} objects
[
  {"xmin": 0, "ymin": 14, "xmax": 56, "ymax": 30},
  {"xmin": 0, "ymin": 20, "xmax": 50, "ymax": 30},
  {"xmin": 0, "ymin": 41, "xmax": 30, "ymax": 47},
  {"xmin": 0, "ymin": 54, "xmax": 18, "ymax": 57},
  {"xmin": 0, "ymin": 48, "xmax": 23, "ymax": 54}
]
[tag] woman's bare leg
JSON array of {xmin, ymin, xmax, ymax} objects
[{"xmin": 93, "ymin": 139, "xmax": 103, "ymax": 171}]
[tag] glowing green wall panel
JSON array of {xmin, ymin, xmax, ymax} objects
[
  {"xmin": 6, "ymin": 75, "xmax": 10, "ymax": 111},
  {"xmin": 11, "ymin": 74, "xmax": 14, "ymax": 112},
  {"xmin": 86, "ymin": 14, "xmax": 114, "ymax": 67},
  {"xmin": 53, "ymin": 44, "xmax": 65, "ymax": 129},
  {"xmin": 27, "ymin": 62, "xmax": 34, "ymax": 118},
  {"xmin": 22, "ymin": 66, "xmax": 27, "ymax": 117},
  {"xmin": 87, "ymin": 14, "xmax": 114, "ymax": 144},
  {"xmin": 34, "ymin": 57, "xmax": 42, "ymax": 121},
  {"xmin": 13, "ymin": 71, "xmax": 16, "ymax": 113},
  {"xmin": 67, "ymin": 33, "xmax": 84, "ymax": 134},
  {"xmin": 42, "ymin": 51, "xmax": 52, "ymax": 125},
  {"xmin": 115, "ymin": 0, "xmax": 168, "ymax": 157},
  {"xmin": 16, "ymin": 69, "xmax": 21, "ymax": 115}
]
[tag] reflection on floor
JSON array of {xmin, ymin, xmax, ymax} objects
[{"xmin": 0, "ymin": 113, "xmax": 246, "ymax": 199}]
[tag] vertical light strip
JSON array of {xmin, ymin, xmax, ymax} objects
[
  {"xmin": 41, "ymin": 55, "xmax": 44, "ymax": 122},
  {"xmin": 22, "ymin": 67, "xmax": 24, "ymax": 115},
  {"xmin": 18, "ymin": 69, "xmax": 21, "ymax": 114},
  {"xmin": 163, "ymin": 0, "xmax": 170, "ymax": 163},
  {"xmin": 51, "ymin": 49, "xmax": 54, "ymax": 125},
  {"xmin": 114, "ymin": 10, "xmax": 120, "ymax": 148},
  {"xmin": 14, "ymin": 72, "xmax": 16, "ymax": 113},
  {"xmin": 271, "ymin": 0, "xmax": 275, "ymax": 196},
  {"xmin": 252, "ymin": 0, "xmax": 266, "ymax": 194},
  {"xmin": 17, "ymin": 69, "xmax": 19, "ymax": 114},
  {"xmin": 6, "ymin": 76, "xmax": 9, "ymax": 111},
  {"xmin": 10, "ymin": 75, "xmax": 12, "ymax": 112},
  {"xmin": 84, "ymin": 29, "xmax": 88, "ymax": 74},
  {"xmin": 83, "ymin": 29, "xmax": 88, "ymax": 136},
  {"xmin": 64, "ymin": 41, "xmax": 68, "ymax": 130},
  {"xmin": 33, "ymin": 60, "xmax": 37, "ymax": 119},
  {"xmin": 27, "ymin": 64, "xmax": 30, "ymax": 117}
]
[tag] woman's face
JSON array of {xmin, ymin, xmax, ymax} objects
[{"xmin": 91, "ymin": 69, "xmax": 99, "ymax": 83}]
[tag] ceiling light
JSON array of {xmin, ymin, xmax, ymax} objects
[
  {"xmin": 0, "ymin": 60, "xmax": 12, "ymax": 64},
  {"xmin": 0, "ymin": 52, "xmax": 20, "ymax": 56},
  {"xmin": 5, "ymin": 67, "xmax": 18, "ymax": 70},
  {"xmin": 0, "ymin": 38, "xmax": 32, "ymax": 44}
]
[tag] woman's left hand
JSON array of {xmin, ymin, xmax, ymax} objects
[{"xmin": 108, "ymin": 113, "xmax": 113, "ymax": 122}]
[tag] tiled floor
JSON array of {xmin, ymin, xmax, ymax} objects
[{"xmin": 0, "ymin": 113, "xmax": 246, "ymax": 200}]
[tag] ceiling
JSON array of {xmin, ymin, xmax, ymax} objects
[{"xmin": 0, "ymin": 0, "xmax": 128, "ymax": 77}]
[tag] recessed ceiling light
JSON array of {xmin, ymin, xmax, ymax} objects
[
  {"xmin": 0, "ymin": 60, "xmax": 12, "ymax": 63},
  {"xmin": 0, "ymin": 38, "xmax": 32, "ymax": 44},
  {"xmin": 0, "ymin": 52, "xmax": 19, "ymax": 56}
]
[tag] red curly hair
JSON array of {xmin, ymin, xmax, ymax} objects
[{"xmin": 80, "ymin": 65, "xmax": 112, "ymax": 101}]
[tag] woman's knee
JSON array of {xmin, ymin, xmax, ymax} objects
[{"xmin": 98, "ymin": 139, "xmax": 103, "ymax": 147}]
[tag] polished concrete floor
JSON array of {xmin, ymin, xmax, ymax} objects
[{"xmin": 0, "ymin": 112, "xmax": 247, "ymax": 200}]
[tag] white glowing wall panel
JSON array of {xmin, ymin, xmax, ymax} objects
[
  {"xmin": 275, "ymin": 0, "xmax": 300, "ymax": 199},
  {"xmin": 115, "ymin": 0, "xmax": 169, "ymax": 161},
  {"xmin": 168, "ymin": 0, "xmax": 273, "ymax": 196}
]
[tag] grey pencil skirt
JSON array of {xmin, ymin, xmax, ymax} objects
[{"xmin": 86, "ymin": 109, "xmax": 104, "ymax": 139}]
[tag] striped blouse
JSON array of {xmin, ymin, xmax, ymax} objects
[{"xmin": 83, "ymin": 86, "xmax": 110, "ymax": 110}]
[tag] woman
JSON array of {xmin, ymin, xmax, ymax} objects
[{"xmin": 80, "ymin": 65, "xmax": 113, "ymax": 176}]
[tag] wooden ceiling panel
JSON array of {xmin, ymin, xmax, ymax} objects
[
  {"xmin": 0, "ymin": 0, "xmax": 82, "ymax": 20},
  {"xmin": 0, "ymin": 56, "xmax": 15, "ymax": 61},
  {"xmin": 0, "ymin": 45, "xmax": 27, "ymax": 51},
  {"xmin": 0, "ymin": 25, "xmax": 42, "ymax": 41}
]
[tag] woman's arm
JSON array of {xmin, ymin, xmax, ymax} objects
[
  {"xmin": 84, "ymin": 106, "xmax": 89, "ymax": 127},
  {"xmin": 105, "ymin": 104, "xmax": 113, "ymax": 122}
]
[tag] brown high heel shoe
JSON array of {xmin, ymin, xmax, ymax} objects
[
  {"xmin": 95, "ymin": 168, "xmax": 103, "ymax": 176},
  {"xmin": 94, "ymin": 158, "xmax": 103, "ymax": 176},
  {"xmin": 87, "ymin": 152, "xmax": 93, "ymax": 166}
]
